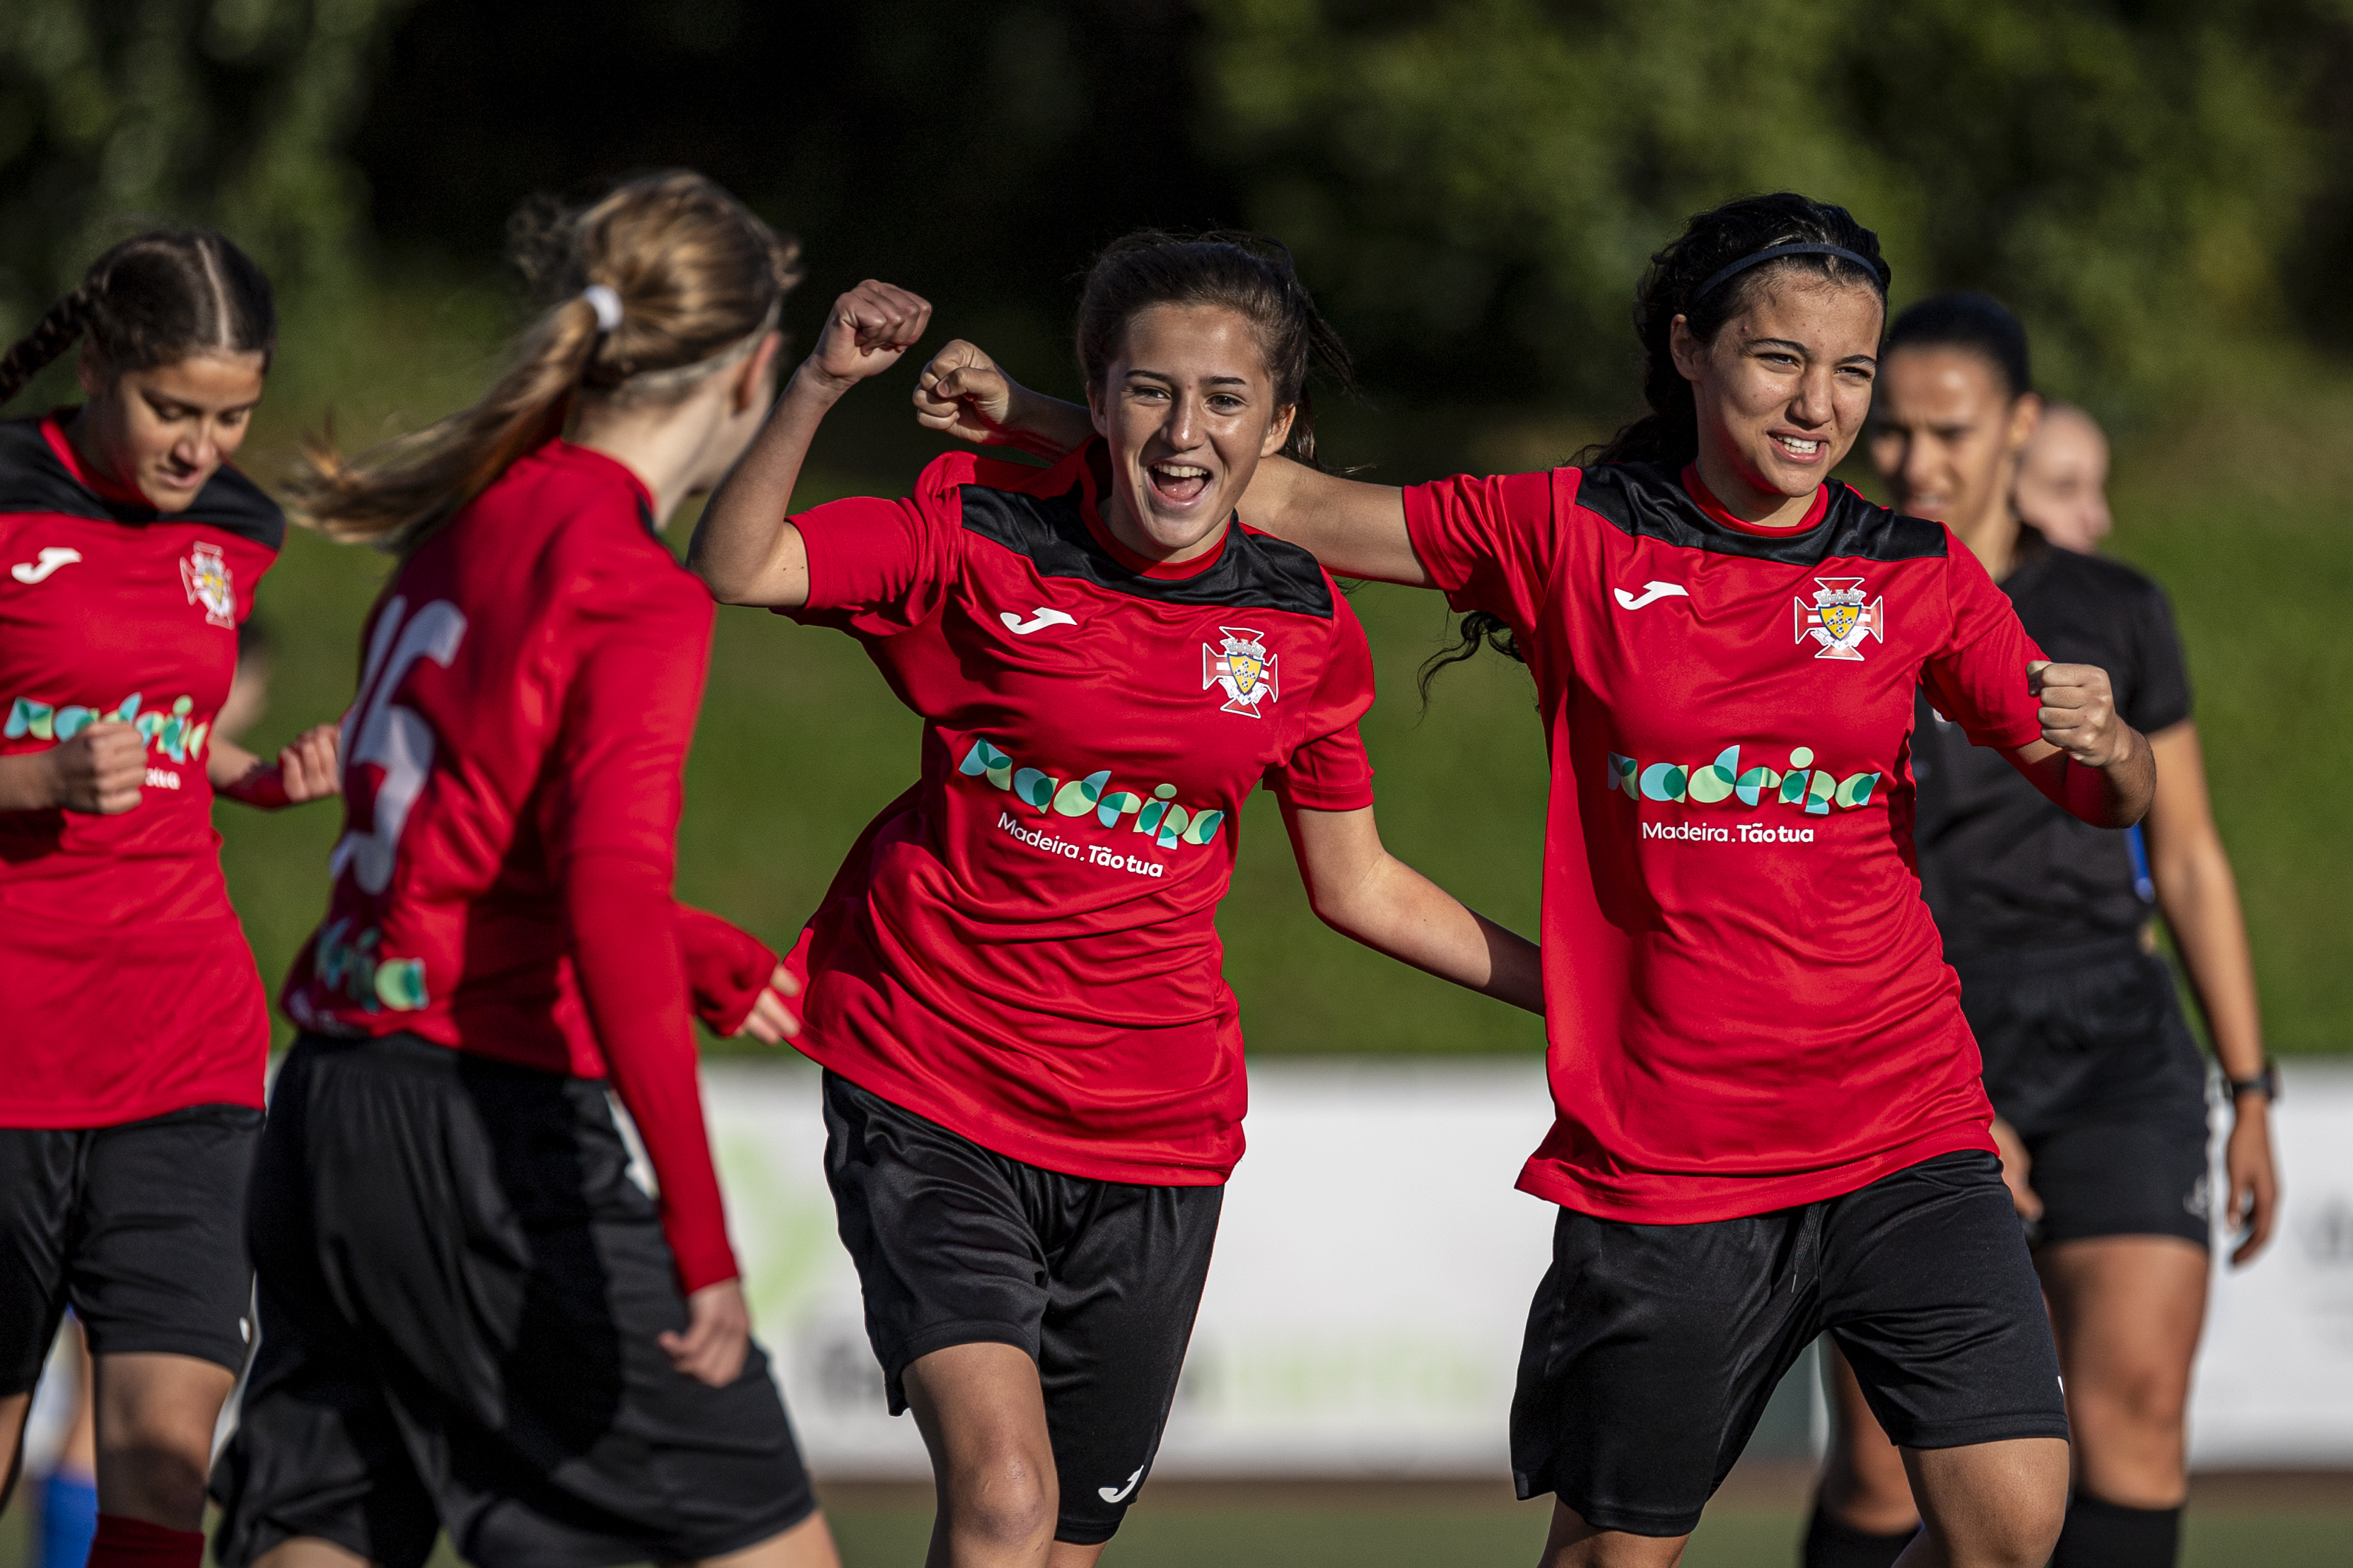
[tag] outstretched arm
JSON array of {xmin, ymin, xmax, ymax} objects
[
  {"xmin": 1283, "ymin": 801, "xmax": 1543, "ymax": 1014},
  {"xmin": 689, "ymin": 280, "xmax": 933, "ymax": 607},
  {"xmin": 2000, "ymin": 660, "xmax": 2154, "ymax": 828},
  {"xmin": 913, "ymin": 339, "xmax": 1432, "ymax": 586}
]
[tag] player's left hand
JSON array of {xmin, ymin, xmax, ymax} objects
[
  {"xmin": 804, "ymin": 281, "xmax": 932, "ymax": 393},
  {"xmin": 2225, "ymin": 1099, "xmax": 2280, "ymax": 1267},
  {"xmin": 732, "ymin": 963, "xmax": 802, "ymax": 1044},
  {"xmin": 2028, "ymin": 660, "xmax": 2132, "ymax": 769},
  {"xmin": 660, "ymin": 1278, "xmax": 752, "ymax": 1387},
  {"xmin": 277, "ymin": 723, "xmax": 341, "ymax": 802}
]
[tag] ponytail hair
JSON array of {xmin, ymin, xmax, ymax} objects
[
  {"xmin": 1421, "ymin": 192, "xmax": 1890, "ymax": 693},
  {"xmin": 1074, "ymin": 230, "xmax": 1355, "ymax": 467},
  {"xmin": 291, "ymin": 170, "xmax": 803, "ymax": 549},
  {"xmin": 0, "ymin": 228, "xmax": 276, "ymax": 409}
]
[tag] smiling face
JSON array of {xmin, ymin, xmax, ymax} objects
[
  {"xmin": 1670, "ymin": 273, "xmax": 1884, "ymax": 523},
  {"xmin": 1086, "ymin": 302, "xmax": 1295, "ymax": 563},
  {"xmin": 74, "ymin": 349, "xmax": 269, "ymax": 511},
  {"xmin": 1867, "ymin": 346, "xmax": 2041, "ymax": 534}
]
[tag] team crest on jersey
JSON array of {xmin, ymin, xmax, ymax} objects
[
  {"xmin": 180, "ymin": 542, "xmax": 235, "ymax": 628},
  {"xmin": 1202, "ymin": 626, "xmax": 1278, "ymax": 717},
  {"xmin": 1793, "ymin": 577, "xmax": 1885, "ymax": 661}
]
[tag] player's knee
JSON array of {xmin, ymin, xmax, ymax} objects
[{"xmin": 945, "ymin": 1446, "xmax": 1056, "ymax": 1549}]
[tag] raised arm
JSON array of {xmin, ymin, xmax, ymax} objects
[
  {"xmin": 689, "ymin": 280, "xmax": 931, "ymax": 607},
  {"xmin": 1281, "ymin": 801, "xmax": 1544, "ymax": 1014},
  {"xmin": 913, "ymin": 339, "xmax": 1433, "ymax": 587},
  {"xmin": 2000, "ymin": 660, "xmax": 2155, "ymax": 828}
]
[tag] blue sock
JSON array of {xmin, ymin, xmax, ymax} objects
[{"xmin": 35, "ymin": 1471, "xmax": 100, "ymax": 1568}]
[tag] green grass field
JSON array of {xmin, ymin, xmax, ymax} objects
[
  {"xmin": 190, "ymin": 273, "xmax": 2352, "ymax": 1058},
  {"xmin": 6, "ymin": 1477, "xmax": 2349, "ymax": 1567}
]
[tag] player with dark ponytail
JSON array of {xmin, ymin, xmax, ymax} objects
[
  {"xmin": 0, "ymin": 229, "xmax": 341, "ymax": 1568},
  {"xmin": 209, "ymin": 171, "xmax": 844, "ymax": 1568},
  {"xmin": 930, "ymin": 192, "xmax": 2159, "ymax": 1567},
  {"xmin": 691, "ymin": 229, "xmax": 1542, "ymax": 1565}
]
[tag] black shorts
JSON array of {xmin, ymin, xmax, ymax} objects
[
  {"xmin": 210, "ymin": 1035, "xmax": 816, "ymax": 1568},
  {"xmin": 1512, "ymin": 1150, "xmax": 2069, "ymax": 1538},
  {"xmin": 1, "ymin": 1104, "xmax": 262, "ymax": 1393},
  {"xmin": 821, "ymin": 1071, "xmax": 1221, "ymax": 1547},
  {"xmin": 1961, "ymin": 939, "xmax": 2213, "ymax": 1248}
]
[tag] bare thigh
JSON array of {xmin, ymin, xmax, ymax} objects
[{"xmin": 2037, "ymin": 1235, "xmax": 2207, "ymax": 1507}]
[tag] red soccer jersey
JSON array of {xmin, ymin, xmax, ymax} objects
[
  {"xmin": 0, "ymin": 412, "xmax": 280, "ymax": 1127},
  {"xmin": 786, "ymin": 442, "xmax": 1377, "ymax": 1184},
  {"xmin": 281, "ymin": 440, "xmax": 745, "ymax": 1290},
  {"xmin": 1403, "ymin": 461, "xmax": 2048, "ymax": 1222}
]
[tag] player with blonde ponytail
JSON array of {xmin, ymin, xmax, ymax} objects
[
  {"xmin": 209, "ymin": 171, "xmax": 879, "ymax": 1568},
  {"xmin": 0, "ymin": 228, "xmax": 341, "ymax": 1568}
]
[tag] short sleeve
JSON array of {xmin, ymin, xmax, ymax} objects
[
  {"xmin": 2124, "ymin": 580, "xmax": 2193, "ymax": 735},
  {"xmin": 786, "ymin": 450, "xmax": 972, "ymax": 638},
  {"xmin": 1267, "ymin": 590, "xmax": 1377, "ymax": 812},
  {"xmin": 1401, "ymin": 468, "xmax": 1563, "ymax": 633},
  {"xmin": 1919, "ymin": 534, "xmax": 2048, "ymax": 751}
]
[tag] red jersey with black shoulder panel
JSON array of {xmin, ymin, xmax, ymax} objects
[
  {"xmin": 0, "ymin": 411, "xmax": 281, "ymax": 1128},
  {"xmin": 279, "ymin": 439, "xmax": 749, "ymax": 1291},
  {"xmin": 1403, "ymin": 460, "xmax": 2049, "ymax": 1222},
  {"xmin": 785, "ymin": 440, "xmax": 1377, "ymax": 1186}
]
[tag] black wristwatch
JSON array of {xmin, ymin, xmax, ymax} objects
[{"xmin": 2227, "ymin": 1060, "xmax": 2279, "ymax": 1104}]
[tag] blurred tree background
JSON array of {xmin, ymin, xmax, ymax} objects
[{"xmin": 4, "ymin": 0, "xmax": 2349, "ymax": 1051}]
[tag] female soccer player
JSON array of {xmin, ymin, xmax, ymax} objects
[
  {"xmin": 2012, "ymin": 402, "xmax": 2113, "ymax": 555},
  {"xmin": 208, "ymin": 172, "xmax": 841, "ymax": 1568},
  {"xmin": 0, "ymin": 229, "xmax": 341, "ymax": 1568},
  {"xmin": 1801, "ymin": 294, "xmax": 2277, "ymax": 1568},
  {"xmin": 690, "ymin": 230, "xmax": 1546, "ymax": 1567},
  {"xmin": 924, "ymin": 195, "xmax": 2159, "ymax": 1568}
]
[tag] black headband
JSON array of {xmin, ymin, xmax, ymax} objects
[{"xmin": 1688, "ymin": 242, "xmax": 1888, "ymax": 308}]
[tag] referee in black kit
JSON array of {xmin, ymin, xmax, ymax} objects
[{"xmin": 1803, "ymin": 293, "xmax": 2280, "ymax": 1568}]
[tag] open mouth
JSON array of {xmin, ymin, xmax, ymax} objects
[
  {"xmin": 1147, "ymin": 461, "xmax": 1212, "ymax": 506},
  {"xmin": 1772, "ymin": 434, "xmax": 1824, "ymax": 460}
]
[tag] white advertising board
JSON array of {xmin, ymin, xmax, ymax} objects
[{"xmin": 696, "ymin": 1058, "xmax": 2353, "ymax": 1478}]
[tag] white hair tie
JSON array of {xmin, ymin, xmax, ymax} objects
[{"xmin": 580, "ymin": 283, "xmax": 624, "ymax": 333}]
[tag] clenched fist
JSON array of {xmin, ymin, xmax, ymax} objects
[
  {"xmin": 49, "ymin": 721, "xmax": 146, "ymax": 814},
  {"xmin": 2028, "ymin": 660, "xmax": 2133, "ymax": 770}
]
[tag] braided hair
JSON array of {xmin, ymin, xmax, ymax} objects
[
  {"xmin": 0, "ymin": 230, "xmax": 276, "ymax": 409},
  {"xmin": 1420, "ymin": 193, "xmax": 1888, "ymax": 696}
]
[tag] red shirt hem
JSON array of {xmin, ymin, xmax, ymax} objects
[
  {"xmin": 798, "ymin": 1043, "xmax": 1237, "ymax": 1188},
  {"xmin": 1512, "ymin": 1120, "xmax": 1997, "ymax": 1222}
]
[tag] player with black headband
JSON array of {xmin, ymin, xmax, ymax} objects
[
  {"xmin": 0, "ymin": 229, "xmax": 341, "ymax": 1568},
  {"xmin": 1799, "ymin": 293, "xmax": 2277, "ymax": 1568},
  {"xmin": 691, "ymin": 230, "xmax": 1545, "ymax": 1567},
  {"xmin": 921, "ymin": 194, "xmax": 2158, "ymax": 1567}
]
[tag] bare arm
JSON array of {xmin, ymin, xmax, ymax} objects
[
  {"xmin": 689, "ymin": 281, "xmax": 933, "ymax": 608},
  {"xmin": 913, "ymin": 339, "xmax": 1432, "ymax": 586},
  {"xmin": 2000, "ymin": 660, "xmax": 2154, "ymax": 828},
  {"xmin": 1282, "ymin": 800, "xmax": 1543, "ymax": 1014},
  {"xmin": 2143, "ymin": 720, "xmax": 2277, "ymax": 1263},
  {"xmin": 0, "ymin": 723, "xmax": 144, "ymax": 813}
]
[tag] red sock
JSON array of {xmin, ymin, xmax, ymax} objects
[{"xmin": 88, "ymin": 1514, "xmax": 205, "ymax": 1568}]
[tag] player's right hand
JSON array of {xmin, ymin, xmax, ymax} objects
[
  {"xmin": 805, "ymin": 281, "xmax": 932, "ymax": 392},
  {"xmin": 913, "ymin": 339, "xmax": 1018, "ymax": 445},
  {"xmin": 47, "ymin": 722, "xmax": 144, "ymax": 814},
  {"xmin": 660, "ymin": 1278, "xmax": 752, "ymax": 1387}
]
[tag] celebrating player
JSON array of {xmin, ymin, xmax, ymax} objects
[
  {"xmin": 929, "ymin": 194, "xmax": 2160, "ymax": 1568},
  {"xmin": 689, "ymin": 230, "xmax": 1545, "ymax": 1567},
  {"xmin": 0, "ymin": 228, "xmax": 340, "ymax": 1568},
  {"xmin": 207, "ymin": 172, "xmax": 839, "ymax": 1568},
  {"xmin": 1800, "ymin": 294, "xmax": 2277, "ymax": 1568}
]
